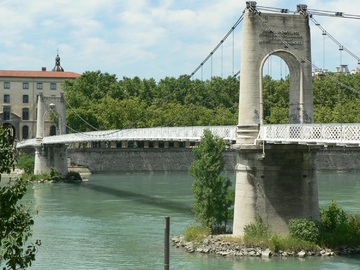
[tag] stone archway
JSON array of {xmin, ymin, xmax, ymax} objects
[
  {"xmin": 259, "ymin": 49, "xmax": 312, "ymax": 124},
  {"xmin": 237, "ymin": 8, "xmax": 313, "ymax": 144}
]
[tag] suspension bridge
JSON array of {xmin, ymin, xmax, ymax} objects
[{"xmin": 18, "ymin": 2, "xmax": 360, "ymax": 236}]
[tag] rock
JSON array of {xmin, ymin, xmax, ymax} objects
[
  {"xmin": 203, "ymin": 238, "xmax": 211, "ymax": 245},
  {"xmin": 171, "ymin": 236, "xmax": 180, "ymax": 244},
  {"xmin": 261, "ymin": 248, "xmax": 272, "ymax": 258},
  {"xmin": 298, "ymin": 250, "xmax": 306, "ymax": 258}
]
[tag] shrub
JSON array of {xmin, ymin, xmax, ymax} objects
[
  {"xmin": 50, "ymin": 167, "xmax": 62, "ymax": 182},
  {"xmin": 269, "ymin": 235, "xmax": 318, "ymax": 252},
  {"xmin": 348, "ymin": 214, "xmax": 360, "ymax": 243},
  {"xmin": 16, "ymin": 152, "xmax": 34, "ymax": 175},
  {"xmin": 288, "ymin": 218, "xmax": 319, "ymax": 243},
  {"xmin": 319, "ymin": 201, "xmax": 355, "ymax": 247},
  {"xmin": 64, "ymin": 171, "xmax": 82, "ymax": 182},
  {"xmin": 320, "ymin": 201, "xmax": 348, "ymax": 232},
  {"xmin": 243, "ymin": 216, "xmax": 269, "ymax": 239},
  {"xmin": 184, "ymin": 225, "xmax": 211, "ymax": 242}
]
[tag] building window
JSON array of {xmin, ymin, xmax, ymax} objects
[
  {"xmin": 23, "ymin": 94, "xmax": 29, "ymax": 103},
  {"xmin": 4, "ymin": 82, "xmax": 10, "ymax": 89},
  {"xmin": 22, "ymin": 108, "xmax": 29, "ymax": 120},
  {"xmin": 23, "ymin": 82, "xmax": 29, "ymax": 89},
  {"xmin": 37, "ymin": 83, "xmax": 43, "ymax": 89},
  {"xmin": 22, "ymin": 125, "xmax": 29, "ymax": 140},
  {"xmin": 50, "ymin": 83, "xmax": 57, "ymax": 90},
  {"xmin": 50, "ymin": 125, "xmax": 56, "ymax": 136},
  {"xmin": 3, "ymin": 94, "xmax": 10, "ymax": 103},
  {"xmin": 3, "ymin": 107, "xmax": 10, "ymax": 120}
]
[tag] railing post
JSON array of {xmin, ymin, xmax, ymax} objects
[{"xmin": 164, "ymin": 216, "xmax": 170, "ymax": 270}]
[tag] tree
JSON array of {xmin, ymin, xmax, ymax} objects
[
  {"xmin": 189, "ymin": 129, "xmax": 232, "ymax": 233},
  {"xmin": 16, "ymin": 153, "xmax": 34, "ymax": 175},
  {"xmin": 0, "ymin": 127, "xmax": 40, "ymax": 269}
]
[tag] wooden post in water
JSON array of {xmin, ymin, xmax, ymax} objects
[{"xmin": 164, "ymin": 216, "xmax": 170, "ymax": 270}]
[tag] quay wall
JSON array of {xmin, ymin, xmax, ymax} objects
[{"xmin": 67, "ymin": 148, "xmax": 360, "ymax": 174}]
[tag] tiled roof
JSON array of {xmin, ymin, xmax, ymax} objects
[{"xmin": 0, "ymin": 70, "xmax": 80, "ymax": 78}]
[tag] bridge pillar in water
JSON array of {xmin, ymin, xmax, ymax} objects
[
  {"xmin": 33, "ymin": 93, "xmax": 68, "ymax": 177},
  {"xmin": 34, "ymin": 144, "xmax": 68, "ymax": 176},
  {"xmin": 233, "ymin": 4, "xmax": 319, "ymax": 236},
  {"xmin": 233, "ymin": 144, "xmax": 319, "ymax": 235}
]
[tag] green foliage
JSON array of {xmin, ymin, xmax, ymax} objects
[
  {"xmin": 16, "ymin": 153, "xmax": 34, "ymax": 175},
  {"xmin": 0, "ymin": 129, "xmax": 16, "ymax": 174},
  {"xmin": 189, "ymin": 130, "xmax": 232, "ymax": 233},
  {"xmin": 183, "ymin": 225, "xmax": 211, "ymax": 243},
  {"xmin": 225, "ymin": 188, "xmax": 235, "ymax": 221},
  {"xmin": 267, "ymin": 235, "xmax": 318, "ymax": 253},
  {"xmin": 318, "ymin": 201, "xmax": 360, "ymax": 247},
  {"xmin": 50, "ymin": 168, "xmax": 62, "ymax": 182},
  {"xmin": 0, "ymin": 127, "xmax": 40, "ymax": 269},
  {"xmin": 242, "ymin": 217, "xmax": 318, "ymax": 252},
  {"xmin": 243, "ymin": 216, "xmax": 270, "ymax": 240},
  {"xmin": 64, "ymin": 171, "xmax": 82, "ymax": 182},
  {"xmin": 320, "ymin": 201, "xmax": 348, "ymax": 232},
  {"xmin": 64, "ymin": 72, "xmax": 239, "ymax": 131},
  {"xmin": 63, "ymin": 71, "xmax": 360, "ymax": 131},
  {"xmin": 288, "ymin": 218, "xmax": 320, "ymax": 243}
]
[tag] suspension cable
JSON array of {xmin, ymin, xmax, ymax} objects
[
  {"xmin": 65, "ymin": 11, "xmax": 246, "ymax": 138},
  {"xmin": 64, "ymin": 98, "xmax": 99, "ymax": 131},
  {"xmin": 310, "ymin": 16, "xmax": 360, "ymax": 64},
  {"xmin": 189, "ymin": 10, "xmax": 245, "ymax": 78},
  {"xmin": 256, "ymin": 5, "xmax": 360, "ymax": 20},
  {"xmin": 253, "ymin": 9, "xmax": 360, "ymax": 96}
]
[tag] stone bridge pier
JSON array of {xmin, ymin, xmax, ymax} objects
[
  {"xmin": 34, "ymin": 143, "xmax": 68, "ymax": 176},
  {"xmin": 233, "ymin": 144, "xmax": 319, "ymax": 235},
  {"xmin": 233, "ymin": 3, "xmax": 319, "ymax": 236},
  {"xmin": 33, "ymin": 93, "xmax": 68, "ymax": 176}
]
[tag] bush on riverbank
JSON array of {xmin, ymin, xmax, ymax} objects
[
  {"xmin": 181, "ymin": 202, "xmax": 360, "ymax": 256},
  {"xmin": 243, "ymin": 216, "xmax": 318, "ymax": 252},
  {"xmin": 319, "ymin": 201, "xmax": 360, "ymax": 247},
  {"xmin": 22, "ymin": 168, "xmax": 83, "ymax": 183}
]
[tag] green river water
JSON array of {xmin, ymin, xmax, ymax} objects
[{"xmin": 12, "ymin": 171, "xmax": 360, "ymax": 269}]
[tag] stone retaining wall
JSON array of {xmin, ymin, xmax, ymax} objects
[{"xmin": 67, "ymin": 147, "xmax": 360, "ymax": 174}]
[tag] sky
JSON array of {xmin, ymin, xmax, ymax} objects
[{"xmin": 1, "ymin": 0, "xmax": 360, "ymax": 81}]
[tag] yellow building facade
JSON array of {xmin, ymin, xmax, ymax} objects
[{"xmin": 0, "ymin": 55, "xmax": 80, "ymax": 141}]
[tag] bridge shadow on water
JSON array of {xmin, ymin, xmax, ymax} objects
[{"xmin": 81, "ymin": 182, "xmax": 193, "ymax": 216}]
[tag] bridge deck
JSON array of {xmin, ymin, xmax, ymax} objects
[
  {"xmin": 16, "ymin": 124, "xmax": 360, "ymax": 148},
  {"xmin": 16, "ymin": 126, "xmax": 236, "ymax": 148}
]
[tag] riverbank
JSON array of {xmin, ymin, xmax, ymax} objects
[{"xmin": 172, "ymin": 235, "xmax": 360, "ymax": 259}]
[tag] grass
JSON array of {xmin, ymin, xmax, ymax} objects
[{"xmin": 184, "ymin": 225, "xmax": 211, "ymax": 242}]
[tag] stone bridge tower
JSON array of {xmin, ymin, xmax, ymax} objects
[
  {"xmin": 233, "ymin": 3, "xmax": 319, "ymax": 236},
  {"xmin": 34, "ymin": 93, "xmax": 68, "ymax": 176}
]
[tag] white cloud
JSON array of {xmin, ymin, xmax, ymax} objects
[{"xmin": 0, "ymin": 0, "xmax": 359, "ymax": 79}]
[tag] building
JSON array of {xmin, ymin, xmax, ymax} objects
[{"xmin": 0, "ymin": 55, "xmax": 80, "ymax": 141}]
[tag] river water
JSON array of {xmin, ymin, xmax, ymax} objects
[{"xmin": 16, "ymin": 171, "xmax": 360, "ymax": 269}]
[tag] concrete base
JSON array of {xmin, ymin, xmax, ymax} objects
[
  {"xmin": 34, "ymin": 144, "xmax": 68, "ymax": 177},
  {"xmin": 233, "ymin": 144, "xmax": 320, "ymax": 236}
]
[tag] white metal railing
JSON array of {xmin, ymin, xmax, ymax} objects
[
  {"xmin": 258, "ymin": 124, "xmax": 360, "ymax": 146},
  {"xmin": 16, "ymin": 124, "xmax": 360, "ymax": 148},
  {"xmin": 16, "ymin": 126, "xmax": 237, "ymax": 148}
]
